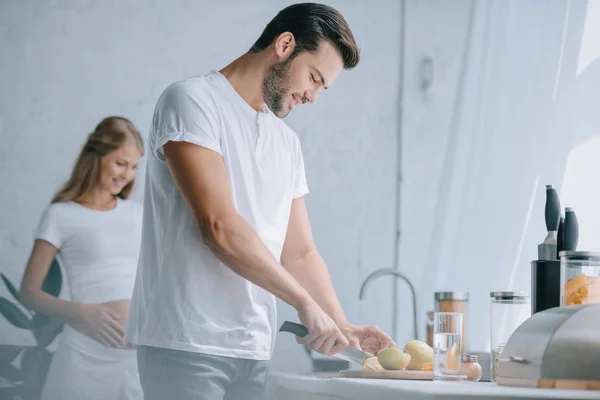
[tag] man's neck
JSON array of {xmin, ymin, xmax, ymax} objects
[{"xmin": 219, "ymin": 52, "xmax": 270, "ymax": 112}]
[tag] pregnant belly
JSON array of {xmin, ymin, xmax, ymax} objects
[
  {"xmin": 103, "ymin": 298, "xmax": 131, "ymax": 322},
  {"xmin": 68, "ymin": 299, "xmax": 134, "ymax": 349}
]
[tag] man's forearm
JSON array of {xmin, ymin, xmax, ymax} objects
[
  {"xmin": 283, "ymin": 250, "xmax": 348, "ymax": 325},
  {"xmin": 202, "ymin": 213, "xmax": 313, "ymax": 311}
]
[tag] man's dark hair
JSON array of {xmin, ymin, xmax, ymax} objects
[{"xmin": 250, "ymin": 3, "xmax": 360, "ymax": 69}]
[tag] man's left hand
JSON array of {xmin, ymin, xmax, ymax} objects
[{"xmin": 338, "ymin": 323, "xmax": 396, "ymax": 355}]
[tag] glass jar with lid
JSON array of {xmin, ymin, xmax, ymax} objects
[
  {"xmin": 560, "ymin": 251, "xmax": 600, "ymax": 307},
  {"xmin": 489, "ymin": 292, "xmax": 530, "ymax": 382}
]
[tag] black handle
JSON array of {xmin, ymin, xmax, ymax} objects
[
  {"xmin": 556, "ymin": 216, "xmax": 565, "ymax": 259},
  {"xmin": 563, "ymin": 208, "xmax": 579, "ymax": 252},
  {"xmin": 279, "ymin": 321, "xmax": 309, "ymax": 337},
  {"xmin": 545, "ymin": 186, "xmax": 561, "ymax": 232}
]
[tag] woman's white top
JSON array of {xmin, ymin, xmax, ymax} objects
[{"xmin": 35, "ymin": 198, "xmax": 143, "ymax": 304}]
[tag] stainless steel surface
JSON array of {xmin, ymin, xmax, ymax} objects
[
  {"xmin": 332, "ymin": 345, "xmax": 372, "ymax": 367},
  {"xmin": 490, "ymin": 291, "xmax": 529, "ymax": 301},
  {"xmin": 507, "ymin": 356, "xmax": 529, "ymax": 364},
  {"xmin": 358, "ymin": 268, "xmax": 418, "ymax": 341},
  {"xmin": 498, "ymin": 304, "xmax": 600, "ymax": 382},
  {"xmin": 472, "ymin": 351, "xmax": 491, "ymax": 381},
  {"xmin": 434, "ymin": 291, "xmax": 469, "ymax": 301},
  {"xmin": 538, "ymin": 243, "xmax": 558, "ymax": 261}
]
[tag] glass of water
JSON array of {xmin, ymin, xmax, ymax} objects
[{"xmin": 433, "ymin": 312, "xmax": 463, "ymax": 381}]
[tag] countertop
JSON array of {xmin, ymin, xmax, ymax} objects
[{"xmin": 268, "ymin": 373, "xmax": 600, "ymax": 400}]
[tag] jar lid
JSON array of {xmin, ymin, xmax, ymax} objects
[
  {"xmin": 461, "ymin": 354, "xmax": 478, "ymax": 362},
  {"xmin": 434, "ymin": 292, "xmax": 469, "ymax": 301},
  {"xmin": 490, "ymin": 291, "xmax": 529, "ymax": 301},
  {"xmin": 559, "ymin": 251, "xmax": 600, "ymax": 261}
]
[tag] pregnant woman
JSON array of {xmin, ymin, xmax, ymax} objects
[{"xmin": 20, "ymin": 116, "xmax": 145, "ymax": 400}]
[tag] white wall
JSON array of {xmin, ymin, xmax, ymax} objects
[
  {"xmin": 397, "ymin": 0, "xmax": 600, "ymax": 355},
  {"xmin": 0, "ymin": 0, "xmax": 401, "ymax": 372},
  {"xmin": 394, "ymin": 0, "xmax": 474, "ymax": 347},
  {"xmin": 560, "ymin": 0, "xmax": 600, "ymax": 252}
]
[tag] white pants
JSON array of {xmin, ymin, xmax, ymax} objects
[{"xmin": 41, "ymin": 324, "xmax": 143, "ymax": 400}]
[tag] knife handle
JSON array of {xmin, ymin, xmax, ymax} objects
[
  {"xmin": 563, "ymin": 208, "xmax": 579, "ymax": 252},
  {"xmin": 279, "ymin": 321, "xmax": 309, "ymax": 337},
  {"xmin": 556, "ymin": 216, "xmax": 565, "ymax": 259},
  {"xmin": 545, "ymin": 185, "xmax": 561, "ymax": 232}
]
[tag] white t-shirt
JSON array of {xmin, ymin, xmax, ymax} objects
[
  {"xmin": 124, "ymin": 71, "xmax": 309, "ymax": 360},
  {"xmin": 35, "ymin": 198, "xmax": 143, "ymax": 304}
]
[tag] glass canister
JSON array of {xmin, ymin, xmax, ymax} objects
[
  {"xmin": 434, "ymin": 292, "xmax": 468, "ymax": 353},
  {"xmin": 489, "ymin": 292, "xmax": 530, "ymax": 382},
  {"xmin": 560, "ymin": 251, "xmax": 600, "ymax": 307}
]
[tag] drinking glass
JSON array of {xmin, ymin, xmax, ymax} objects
[{"xmin": 433, "ymin": 312, "xmax": 463, "ymax": 381}]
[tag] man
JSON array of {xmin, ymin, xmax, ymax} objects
[{"xmin": 125, "ymin": 3, "xmax": 395, "ymax": 399}]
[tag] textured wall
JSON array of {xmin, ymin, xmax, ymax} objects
[{"xmin": 0, "ymin": 0, "xmax": 401, "ymax": 373}]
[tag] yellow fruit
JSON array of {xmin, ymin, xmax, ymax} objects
[
  {"xmin": 377, "ymin": 348, "xmax": 411, "ymax": 370},
  {"xmin": 362, "ymin": 356, "xmax": 384, "ymax": 371},
  {"xmin": 403, "ymin": 340, "xmax": 434, "ymax": 370},
  {"xmin": 450, "ymin": 343, "xmax": 458, "ymax": 355}
]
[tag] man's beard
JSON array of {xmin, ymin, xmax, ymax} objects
[{"xmin": 262, "ymin": 57, "xmax": 293, "ymax": 118}]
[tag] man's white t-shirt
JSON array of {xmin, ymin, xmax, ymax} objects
[{"xmin": 125, "ymin": 71, "xmax": 309, "ymax": 360}]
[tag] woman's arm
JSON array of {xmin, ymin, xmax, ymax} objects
[
  {"xmin": 20, "ymin": 239, "xmax": 125, "ymax": 348},
  {"xmin": 20, "ymin": 239, "xmax": 83, "ymax": 320}
]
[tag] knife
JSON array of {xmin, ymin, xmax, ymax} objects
[
  {"xmin": 279, "ymin": 321, "xmax": 373, "ymax": 367},
  {"xmin": 538, "ymin": 185, "xmax": 561, "ymax": 260}
]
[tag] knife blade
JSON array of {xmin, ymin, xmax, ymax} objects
[{"xmin": 278, "ymin": 321, "xmax": 373, "ymax": 367}]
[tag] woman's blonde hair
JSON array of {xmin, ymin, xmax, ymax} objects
[{"xmin": 52, "ymin": 116, "xmax": 144, "ymax": 204}]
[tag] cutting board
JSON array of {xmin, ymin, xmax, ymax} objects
[{"xmin": 339, "ymin": 369, "xmax": 433, "ymax": 380}]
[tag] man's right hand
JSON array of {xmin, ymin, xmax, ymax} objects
[{"xmin": 295, "ymin": 300, "xmax": 349, "ymax": 356}]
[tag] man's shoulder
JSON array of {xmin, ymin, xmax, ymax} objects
[{"xmin": 158, "ymin": 71, "xmax": 221, "ymax": 106}]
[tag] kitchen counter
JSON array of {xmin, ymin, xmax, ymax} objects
[{"xmin": 268, "ymin": 373, "xmax": 600, "ymax": 400}]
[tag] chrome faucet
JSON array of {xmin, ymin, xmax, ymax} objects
[{"xmin": 358, "ymin": 268, "xmax": 418, "ymax": 342}]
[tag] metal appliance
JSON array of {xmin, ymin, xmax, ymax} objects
[{"xmin": 496, "ymin": 304, "xmax": 600, "ymax": 390}]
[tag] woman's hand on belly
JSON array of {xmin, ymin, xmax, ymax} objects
[
  {"xmin": 68, "ymin": 303, "xmax": 128, "ymax": 349},
  {"xmin": 104, "ymin": 299, "xmax": 135, "ymax": 349}
]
